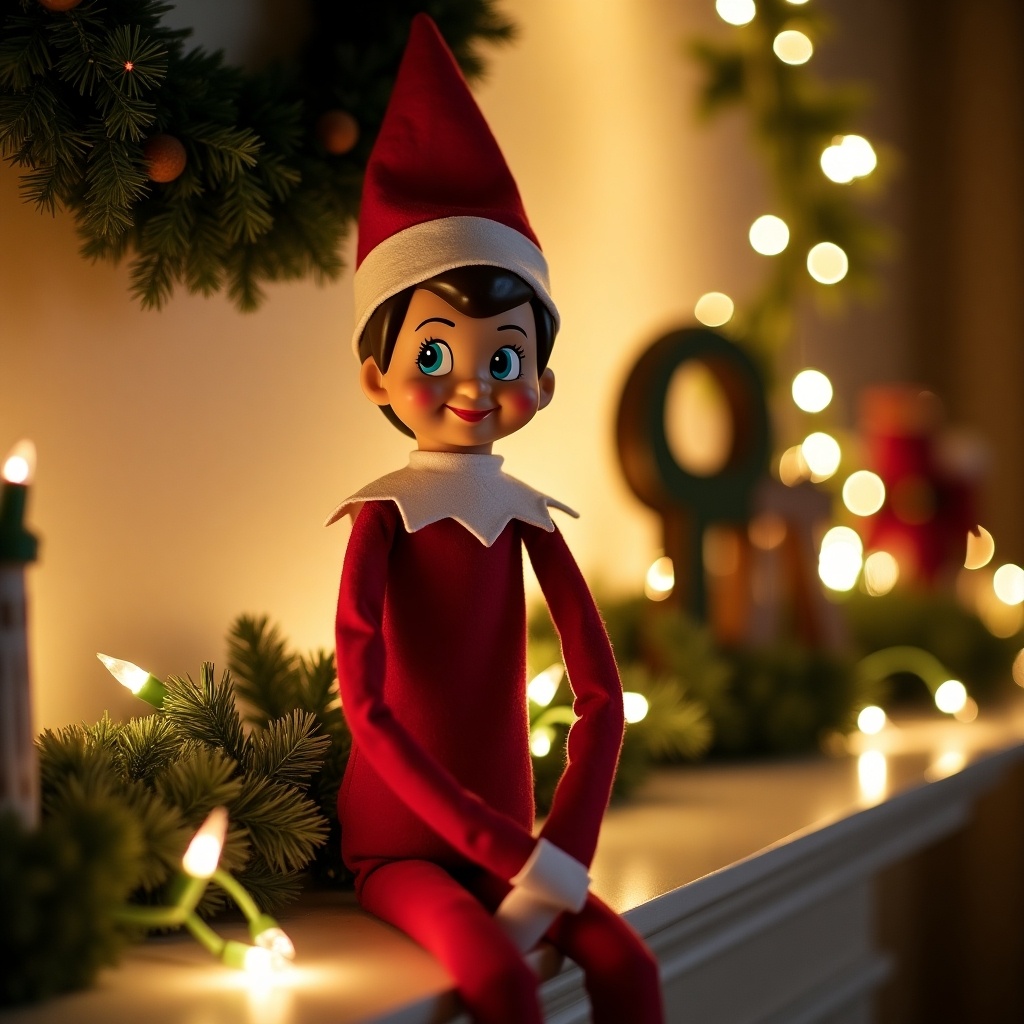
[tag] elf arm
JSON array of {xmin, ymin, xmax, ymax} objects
[
  {"xmin": 521, "ymin": 523, "xmax": 625, "ymax": 867},
  {"xmin": 335, "ymin": 500, "xmax": 537, "ymax": 882}
]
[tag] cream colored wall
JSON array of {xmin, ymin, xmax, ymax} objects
[{"xmin": 0, "ymin": 0, "xmax": 906, "ymax": 731}]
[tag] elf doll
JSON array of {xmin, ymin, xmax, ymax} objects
[{"xmin": 327, "ymin": 16, "xmax": 663, "ymax": 1024}]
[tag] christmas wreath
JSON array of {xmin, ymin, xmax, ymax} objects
[{"xmin": 0, "ymin": 0, "xmax": 514, "ymax": 310}]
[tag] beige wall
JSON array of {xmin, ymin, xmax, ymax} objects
[{"xmin": 1, "ymin": 0, "xmax": 908, "ymax": 730}]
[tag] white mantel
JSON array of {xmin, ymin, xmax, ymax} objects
[{"xmin": 6, "ymin": 707, "xmax": 1024, "ymax": 1024}]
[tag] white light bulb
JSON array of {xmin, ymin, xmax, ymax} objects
[
  {"xmin": 255, "ymin": 926, "xmax": 295, "ymax": 961},
  {"xmin": 182, "ymin": 806, "xmax": 229, "ymax": 878},
  {"xmin": 821, "ymin": 144, "xmax": 856, "ymax": 184},
  {"xmin": 97, "ymin": 652, "xmax": 152, "ymax": 694},
  {"xmin": 2, "ymin": 439, "xmax": 36, "ymax": 484}
]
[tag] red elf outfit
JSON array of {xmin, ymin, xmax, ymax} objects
[{"xmin": 329, "ymin": 16, "xmax": 663, "ymax": 1024}]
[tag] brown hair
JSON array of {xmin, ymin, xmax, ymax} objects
[{"xmin": 359, "ymin": 265, "xmax": 557, "ymax": 437}]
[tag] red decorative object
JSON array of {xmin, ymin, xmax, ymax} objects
[
  {"xmin": 314, "ymin": 110, "xmax": 359, "ymax": 155},
  {"xmin": 36, "ymin": 0, "xmax": 82, "ymax": 11},
  {"xmin": 859, "ymin": 385, "xmax": 980, "ymax": 585},
  {"xmin": 142, "ymin": 133, "xmax": 187, "ymax": 183}
]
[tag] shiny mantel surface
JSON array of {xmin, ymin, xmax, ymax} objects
[{"xmin": 5, "ymin": 701, "xmax": 1024, "ymax": 1024}]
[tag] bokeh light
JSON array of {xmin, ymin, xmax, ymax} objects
[
  {"xmin": 749, "ymin": 214, "xmax": 790, "ymax": 255},
  {"xmin": 694, "ymin": 291, "xmax": 735, "ymax": 327},
  {"xmin": 993, "ymin": 563, "xmax": 1024, "ymax": 605},
  {"xmin": 716, "ymin": 0, "xmax": 756, "ymax": 26},
  {"xmin": 843, "ymin": 470, "xmax": 886, "ymax": 516},
  {"xmin": 934, "ymin": 679, "xmax": 968, "ymax": 715},
  {"xmin": 820, "ymin": 134, "xmax": 877, "ymax": 183},
  {"xmin": 779, "ymin": 444, "xmax": 810, "ymax": 486},
  {"xmin": 623, "ymin": 692, "xmax": 650, "ymax": 724},
  {"xmin": 773, "ymin": 29, "xmax": 813, "ymax": 65},
  {"xmin": 818, "ymin": 526, "xmax": 863, "ymax": 591},
  {"xmin": 807, "ymin": 242, "xmax": 849, "ymax": 284},
  {"xmin": 801, "ymin": 431, "xmax": 841, "ymax": 480},
  {"xmin": 527, "ymin": 664, "xmax": 563, "ymax": 707},
  {"xmin": 964, "ymin": 525, "xmax": 995, "ymax": 569},
  {"xmin": 857, "ymin": 705, "xmax": 886, "ymax": 735},
  {"xmin": 645, "ymin": 556, "xmax": 675, "ymax": 601},
  {"xmin": 791, "ymin": 368, "xmax": 833, "ymax": 412},
  {"xmin": 1013, "ymin": 649, "xmax": 1024, "ymax": 687},
  {"xmin": 863, "ymin": 550, "xmax": 899, "ymax": 596}
]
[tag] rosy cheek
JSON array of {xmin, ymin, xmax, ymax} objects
[
  {"xmin": 507, "ymin": 387, "xmax": 538, "ymax": 417},
  {"xmin": 403, "ymin": 381, "xmax": 444, "ymax": 409}
]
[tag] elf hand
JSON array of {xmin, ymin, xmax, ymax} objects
[{"xmin": 495, "ymin": 838, "xmax": 589, "ymax": 952}]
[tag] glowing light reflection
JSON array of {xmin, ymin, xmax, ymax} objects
[{"xmin": 858, "ymin": 750, "xmax": 887, "ymax": 803}]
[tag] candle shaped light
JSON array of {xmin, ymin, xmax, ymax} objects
[
  {"xmin": 97, "ymin": 652, "xmax": 168, "ymax": 708},
  {"xmin": 173, "ymin": 805, "xmax": 229, "ymax": 913},
  {"xmin": 0, "ymin": 440, "xmax": 40, "ymax": 828}
]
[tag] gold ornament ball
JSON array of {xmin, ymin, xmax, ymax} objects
[
  {"xmin": 316, "ymin": 110, "xmax": 360, "ymax": 155},
  {"xmin": 36, "ymin": 0, "xmax": 83, "ymax": 9},
  {"xmin": 143, "ymin": 134, "xmax": 187, "ymax": 183}
]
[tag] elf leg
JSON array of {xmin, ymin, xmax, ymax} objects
[
  {"xmin": 360, "ymin": 859, "xmax": 543, "ymax": 1024},
  {"xmin": 547, "ymin": 892, "xmax": 664, "ymax": 1024}
]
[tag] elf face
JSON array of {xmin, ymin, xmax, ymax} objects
[{"xmin": 360, "ymin": 288, "xmax": 555, "ymax": 454}]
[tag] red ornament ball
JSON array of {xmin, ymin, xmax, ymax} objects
[
  {"xmin": 315, "ymin": 110, "xmax": 360, "ymax": 155},
  {"xmin": 143, "ymin": 133, "xmax": 187, "ymax": 183},
  {"xmin": 36, "ymin": 0, "xmax": 83, "ymax": 9}
]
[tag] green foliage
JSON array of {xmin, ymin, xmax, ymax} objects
[
  {"xmin": 529, "ymin": 594, "xmax": 876, "ymax": 788},
  {"xmin": 0, "ymin": 0, "xmax": 515, "ymax": 311},
  {"xmin": 0, "ymin": 803, "xmax": 141, "ymax": 1006},
  {"xmin": 528, "ymin": 599, "xmax": 717, "ymax": 812},
  {"xmin": 845, "ymin": 589, "xmax": 1022, "ymax": 703},
  {"xmin": 688, "ymin": 0, "xmax": 889, "ymax": 369},
  {"xmin": 227, "ymin": 615, "xmax": 351, "ymax": 883}
]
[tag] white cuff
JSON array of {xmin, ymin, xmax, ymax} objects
[
  {"xmin": 494, "ymin": 887, "xmax": 562, "ymax": 954},
  {"xmin": 510, "ymin": 838, "xmax": 589, "ymax": 913}
]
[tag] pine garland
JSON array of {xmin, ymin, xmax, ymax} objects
[
  {"xmin": 688, "ymin": 0, "xmax": 888, "ymax": 366},
  {"xmin": 0, "ymin": 0, "xmax": 515, "ymax": 311},
  {"xmin": 0, "ymin": 659, "xmax": 332, "ymax": 1006}
]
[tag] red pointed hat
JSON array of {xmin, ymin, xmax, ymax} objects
[{"xmin": 351, "ymin": 14, "xmax": 558, "ymax": 354}]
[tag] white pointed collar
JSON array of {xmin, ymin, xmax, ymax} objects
[{"xmin": 325, "ymin": 450, "xmax": 578, "ymax": 547}]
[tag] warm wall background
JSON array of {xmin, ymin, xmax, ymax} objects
[{"xmin": 1, "ymin": 0, "xmax": 996, "ymax": 732}]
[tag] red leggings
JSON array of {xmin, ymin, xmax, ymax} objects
[{"xmin": 361, "ymin": 859, "xmax": 664, "ymax": 1024}]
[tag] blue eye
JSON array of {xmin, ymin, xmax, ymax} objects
[
  {"xmin": 490, "ymin": 345, "xmax": 523, "ymax": 381},
  {"xmin": 417, "ymin": 340, "xmax": 453, "ymax": 376}
]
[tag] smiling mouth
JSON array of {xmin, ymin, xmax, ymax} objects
[{"xmin": 445, "ymin": 406, "xmax": 497, "ymax": 423}]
